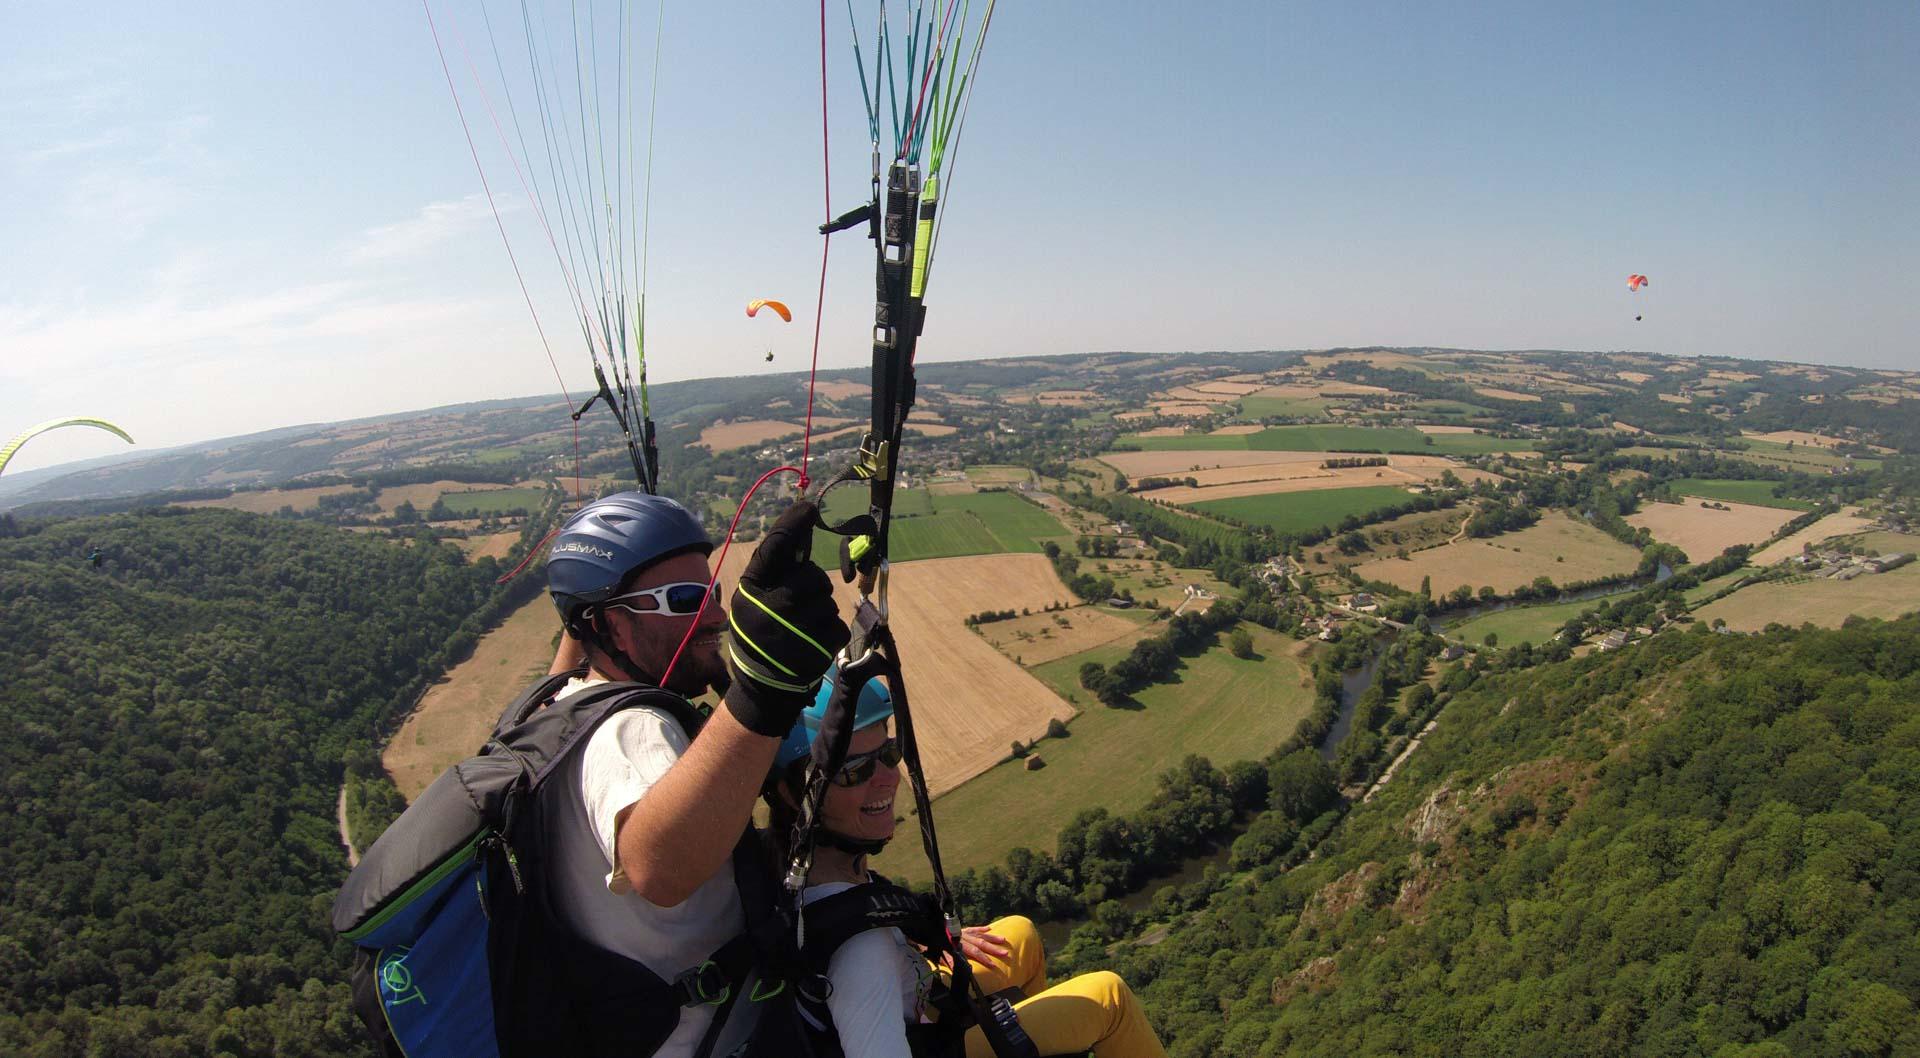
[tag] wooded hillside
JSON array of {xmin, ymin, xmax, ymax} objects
[
  {"xmin": 1094, "ymin": 617, "xmax": 1920, "ymax": 1057},
  {"xmin": 0, "ymin": 510, "xmax": 510, "ymax": 1056}
]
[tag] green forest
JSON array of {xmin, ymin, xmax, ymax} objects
[
  {"xmin": 0, "ymin": 510, "xmax": 520, "ymax": 1057},
  {"xmin": 1074, "ymin": 617, "xmax": 1920, "ymax": 1057}
]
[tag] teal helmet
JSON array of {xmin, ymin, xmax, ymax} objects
[{"xmin": 774, "ymin": 666, "xmax": 894, "ymax": 771}]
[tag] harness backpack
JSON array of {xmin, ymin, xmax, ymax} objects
[{"xmin": 331, "ymin": 670, "xmax": 776, "ymax": 1058}]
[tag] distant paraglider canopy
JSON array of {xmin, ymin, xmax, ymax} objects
[
  {"xmin": 0, "ymin": 417, "xmax": 135, "ymax": 476},
  {"xmin": 746, "ymin": 298, "xmax": 792, "ymax": 323},
  {"xmin": 1628, "ymin": 274, "xmax": 1649, "ymax": 292}
]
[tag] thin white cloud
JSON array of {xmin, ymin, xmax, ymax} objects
[
  {"xmin": 348, "ymin": 193, "xmax": 508, "ymax": 263},
  {"xmin": 21, "ymin": 130, "xmax": 127, "ymax": 163},
  {"xmin": 0, "ymin": 281, "xmax": 500, "ymax": 383}
]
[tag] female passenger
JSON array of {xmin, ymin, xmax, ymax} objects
[{"xmin": 764, "ymin": 673, "xmax": 1169, "ymax": 1058}]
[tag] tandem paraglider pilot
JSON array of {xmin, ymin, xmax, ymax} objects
[
  {"xmin": 537, "ymin": 493, "xmax": 849, "ymax": 1055},
  {"xmin": 335, "ymin": 492, "xmax": 851, "ymax": 1057}
]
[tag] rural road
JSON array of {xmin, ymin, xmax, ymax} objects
[
  {"xmin": 1363, "ymin": 716, "xmax": 1440, "ymax": 803},
  {"xmin": 337, "ymin": 784, "xmax": 359, "ymax": 868}
]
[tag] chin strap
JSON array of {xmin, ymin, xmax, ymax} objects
[{"xmin": 815, "ymin": 829, "xmax": 889, "ymax": 857}]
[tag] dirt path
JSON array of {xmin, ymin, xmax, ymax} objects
[
  {"xmin": 1363, "ymin": 717, "xmax": 1440, "ymax": 803},
  {"xmin": 338, "ymin": 783, "xmax": 359, "ymax": 868}
]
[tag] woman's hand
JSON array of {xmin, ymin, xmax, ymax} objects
[{"xmin": 953, "ymin": 924, "xmax": 1011, "ymax": 970}]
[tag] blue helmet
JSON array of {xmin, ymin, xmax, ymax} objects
[
  {"xmin": 774, "ymin": 666, "xmax": 895, "ymax": 771},
  {"xmin": 549, "ymin": 492, "xmax": 712, "ymax": 634}
]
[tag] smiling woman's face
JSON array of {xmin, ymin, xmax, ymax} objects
[{"xmin": 819, "ymin": 721, "xmax": 900, "ymax": 845}]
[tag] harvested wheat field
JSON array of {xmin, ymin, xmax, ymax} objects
[
  {"xmin": 1415, "ymin": 424, "xmax": 1480, "ymax": 434},
  {"xmin": 718, "ymin": 548, "xmax": 1079, "ymax": 795},
  {"xmin": 1190, "ymin": 380, "xmax": 1265, "ymax": 396},
  {"xmin": 1354, "ymin": 511, "xmax": 1642, "ymax": 595},
  {"xmin": 457, "ymin": 531, "xmax": 522, "ymax": 561},
  {"xmin": 976, "ymin": 607, "xmax": 1148, "ymax": 667},
  {"xmin": 697, "ymin": 419, "xmax": 802, "ymax": 451},
  {"xmin": 1151, "ymin": 402, "xmax": 1220, "ymax": 418},
  {"xmin": 813, "ymin": 380, "xmax": 871, "ymax": 400},
  {"xmin": 1472, "ymin": 386, "xmax": 1541, "ymax": 402},
  {"xmin": 177, "ymin": 484, "xmax": 362, "ymax": 515},
  {"xmin": 1157, "ymin": 386, "xmax": 1240, "ymax": 404},
  {"xmin": 1209, "ymin": 424, "xmax": 1266, "ymax": 435},
  {"xmin": 1627, "ymin": 499, "xmax": 1800, "ymax": 563},
  {"xmin": 1099, "ymin": 449, "xmax": 1328, "ymax": 478},
  {"xmin": 1743, "ymin": 429, "xmax": 1895, "ymax": 454},
  {"xmin": 385, "ymin": 592, "xmax": 560, "ymax": 800},
  {"xmin": 1695, "ymin": 563, "xmax": 1920, "ymax": 632},
  {"xmin": 1136, "ymin": 426, "xmax": 1188, "ymax": 436},
  {"xmin": 1749, "ymin": 508, "xmax": 1880, "ymax": 565}
]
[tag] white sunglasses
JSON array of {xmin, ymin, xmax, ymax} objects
[{"xmin": 602, "ymin": 580, "xmax": 716, "ymax": 617}]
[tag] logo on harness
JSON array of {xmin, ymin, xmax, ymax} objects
[{"xmin": 378, "ymin": 947, "xmax": 427, "ymax": 1008}]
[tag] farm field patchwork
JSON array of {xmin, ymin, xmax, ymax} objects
[
  {"xmin": 1626, "ymin": 498, "xmax": 1801, "ymax": 564},
  {"xmin": 1120, "ymin": 425, "xmax": 1537, "ymax": 455},
  {"xmin": 375, "ymin": 480, "xmax": 514, "ymax": 513},
  {"xmin": 1666, "ymin": 478, "xmax": 1815, "ymax": 511},
  {"xmin": 1141, "ymin": 455, "xmax": 1492, "ymax": 503},
  {"xmin": 874, "ymin": 624, "xmax": 1316, "ymax": 876},
  {"xmin": 1693, "ymin": 563, "xmax": 1920, "ymax": 632},
  {"xmin": 1354, "ymin": 511, "xmax": 1643, "ymax": 595},
  {"xmin": 1188, "ymin": 486, "xmax": 1416, "ymax": 535}
]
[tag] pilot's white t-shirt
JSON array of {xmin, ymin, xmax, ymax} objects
[{"xmin": 543, "ymin": 678, "xmax": 754, "ymax": 1058}]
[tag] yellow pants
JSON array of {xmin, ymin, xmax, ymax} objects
[{"xmin": 941, "ymin": 916, "xmax": 1169, "ymax": 1058}]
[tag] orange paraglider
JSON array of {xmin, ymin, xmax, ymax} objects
[
  {"xmin": 1627, "ymin": 274, "xmax": 1648, "ymax": 291},
  {"xmin": 745, "ymin": 299, "xmax": 792, "ymax": 323}
]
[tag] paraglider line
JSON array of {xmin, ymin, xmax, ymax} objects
[
  {"xmin": 423, "ymin": 0, "xmax": 586, "ymax": 501},
  {"xmin": 796, "ymin": 0, "xmax": 837, "ymax": 489}
]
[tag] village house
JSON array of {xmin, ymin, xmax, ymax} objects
[{"xmin": 1597, "ymin": 629, "xmax": 1629, "ymax": 652}]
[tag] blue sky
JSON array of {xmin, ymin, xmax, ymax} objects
[{"xmin": 2, "ymin": 1, "xmax": 1914, "ymax": 473}]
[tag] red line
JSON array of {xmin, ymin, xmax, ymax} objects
[{"xmin": 659, "ymin": 463, "xmax": 805, "ymax": 688}]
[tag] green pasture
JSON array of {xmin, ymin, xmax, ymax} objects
[
  {"xmin": 811, "ymin": 486, "xmax": 1067, "ymax": 562},
  {"xmin": 1237, "ymin": 394, "xmax": 1333, "ymax": 419},
  {"xmin": 438, "ymin": 487, "xmax": 549, "ymax": 515},
  {"xmin": 1119, "ymin": 425, "xmax": 1535, "ymax": 455},
  {"xmin": 1667, "ymin": 478, "xmax": 1815, "ymax": 511},
  {"xmin": 1188, "ymin": 485, "xmax": 1415, "ymax": 535},
  {"xmin": 873, "ymin": 623, "xmax": 1316, "ymax": 876},
  {"xmin": 1446, "ymin": 597, "xmax": 1600, "ymax": 649}
]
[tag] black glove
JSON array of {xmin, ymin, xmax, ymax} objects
[{"xmin": 724, "ymin": 500, "xmax": 850, "ymax": 736}]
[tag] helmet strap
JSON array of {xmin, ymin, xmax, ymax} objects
[
  {"xmin": 577, "ymin": 614, "xmax": 663, "ymax": 688},
  {"xmin": 814, "ymin": 828, "xmax": 890, "ymax": 858}
]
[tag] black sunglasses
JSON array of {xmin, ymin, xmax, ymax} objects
[{"xmin": 831, "ymin": 739, "xmax": 902, "ymax": 787}]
